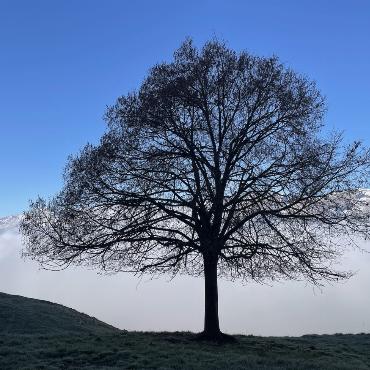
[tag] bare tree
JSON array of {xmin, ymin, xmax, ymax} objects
[{"xmin": 21, "ymin": 39, "xmax": 370, "ymax": 341}]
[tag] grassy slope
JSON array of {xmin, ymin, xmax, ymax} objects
[
  {"xmin": 0, "ymin": 292, "xmax": 369, "ymax": 370},
  {"xmin": 0, "ymin": 292, "xmax": 118, "ymax": 335}
]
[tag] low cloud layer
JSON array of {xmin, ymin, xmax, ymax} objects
[{"xmin": 1, "ymin": 217, "xmax": 370, "ymax": 336}]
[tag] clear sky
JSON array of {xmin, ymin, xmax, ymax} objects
[{"xmin": 1, "ymin": 0, "xmax": 370, "ymax": 216}]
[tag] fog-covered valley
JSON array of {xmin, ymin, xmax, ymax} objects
[{"xmin": 1, "ymin": 214, "xmax": 370, "ymax": 336}]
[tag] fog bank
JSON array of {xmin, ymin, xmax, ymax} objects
[{"xmin": 1, "ymin": 217, "xmax": 369, "ymax": 336}]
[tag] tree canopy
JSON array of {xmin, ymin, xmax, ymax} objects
[{"xmin": 21, "ymin": 39, "xmax": 370, "ymax": 340}]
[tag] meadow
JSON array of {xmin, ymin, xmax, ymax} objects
[{"xmin": 1, "ymin": 292, "xmax": 369, "ymax": 369}]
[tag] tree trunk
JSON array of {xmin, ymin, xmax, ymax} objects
[{"xmin": 202, "ymin": 253, "xmax": 221, "ymax": 339}]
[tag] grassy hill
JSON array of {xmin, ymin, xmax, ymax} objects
[
  {"xmin": 0, "ymin": 292, "xmax": 118, "ymax": 335},
  {"xmin": 1, "ymin": 292, "xmax": 370, "ymax": 369}
]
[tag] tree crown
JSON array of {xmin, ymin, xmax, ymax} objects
[{"xmin": 21, "ymin": 39, "xmax": 370, "ymax": 284}]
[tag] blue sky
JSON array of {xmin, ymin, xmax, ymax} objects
[{"xmin": 1, "ymin": 0, "xmax": 369, "ymax": 216}]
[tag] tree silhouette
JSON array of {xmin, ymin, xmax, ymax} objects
[{"xmin": 21, "ymin": 40, "xmax": 370, "ymax": 341}]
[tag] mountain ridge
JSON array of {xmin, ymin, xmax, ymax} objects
[{"xmin": 2, "ymin": 188, "xmax": 370, "ymax": 229}]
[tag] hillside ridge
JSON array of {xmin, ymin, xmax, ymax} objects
[{"xmin": 0, "ymin": 291, "xmax": 120, "ymax": 335}]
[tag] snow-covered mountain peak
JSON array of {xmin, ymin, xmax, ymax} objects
[{"xmin": 0, "ymin": 214, "xmax": 23, "ymax": 233}]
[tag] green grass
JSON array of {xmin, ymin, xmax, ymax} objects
[
  {"xmin": 1, "ymin": 292, "xmax": 370, "ymax": 369},
  {"xmin": 0, "ymin": 292, "xmax": 118, "ymax": 335}
]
